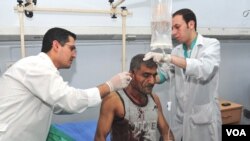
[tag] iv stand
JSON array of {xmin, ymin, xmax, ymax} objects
[{"xmin": 14, "ymin": 0, "xmax": 131, "ymax": 71}]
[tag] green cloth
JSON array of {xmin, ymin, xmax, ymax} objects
[
  {"xmin": 46, "ymin": 125, "xmax": 75, "ymax": 141},
  {"xmin": 183, "ymin": 35, "xmax": 198, "ymax": 58}
]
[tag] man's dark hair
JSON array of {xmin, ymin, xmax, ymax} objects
[
  {"xmin": 41, "ymin": 27, "xmax": 76, "ymax": 53},
  {"xmin": 129, "ymin": 54, "xmax": 157, "ymax": 72},
  {"xmin": 173, "ymin": 8, "xmax": 197, "ymax": 31}
]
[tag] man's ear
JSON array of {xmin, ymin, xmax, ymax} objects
[
  {"xmin": 130, "ymin": 70, "xmax": 135, "ymax": 78},
  {"xmin": 52, "ymin": 40, "xmax": 60, "ymax": 52},
  {"xmin": 188, "ymin": 20, "xmax": 195, "ymax": 30}
]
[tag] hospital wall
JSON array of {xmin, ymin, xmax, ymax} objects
[
  {"xmin": 0, "ymin": 38, "xmax": 250, "ymax": 125},
  {"xmin": 1, "ymin": 0, "xmax": 250, "ymax": 36},
  {"xmin": 0, "ymin": 2, "xmax": 249, "ymax": 141}
]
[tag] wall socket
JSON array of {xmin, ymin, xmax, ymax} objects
[{"xmin": 167, "ymin": 101, "xmax": 172, "ymax": 111}]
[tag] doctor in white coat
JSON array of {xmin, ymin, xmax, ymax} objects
[
  {"xmin": 144, "ymin": 8, "xmax": 222, "ymax": 141},
  {"xmin": 0, "ymin": 27, "xmax": 131, "ymax": 141}
]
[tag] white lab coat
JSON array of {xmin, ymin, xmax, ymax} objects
[
  {"xmin": 164, "ymin": 34, "xmax": 222, "ymax": 141},
  {"xmin": 0, "ymin": 52, "xmax": 101, "ymax": 141}
]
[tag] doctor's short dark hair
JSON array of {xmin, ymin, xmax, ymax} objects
[
  {"xmin": 129, "ymin": 54, "xmax": 157, "ymax": 72},
  {"xmin": 173, "ymin": 8, "xmax": 197, "ymax": 31},
  {"xmin": 41, "ymin": 27, "xmax": 77, "ymax": 53}
]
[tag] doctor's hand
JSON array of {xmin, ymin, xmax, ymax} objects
[
  {"xmin": 106, "ymin": 72, "xmax": 132, "ymax": 92},
  {"xmin": 143, "ymin": 52, "xmax": 171, "ymax": 64}
]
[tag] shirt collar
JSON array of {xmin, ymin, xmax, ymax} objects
[{"xmin": 38, "ymin": 52, "xmax": 58, "ymax": 71}]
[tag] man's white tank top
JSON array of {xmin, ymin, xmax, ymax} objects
[{"xmin": 111, "ymin": 90, "xmax": 158, "ymax": 141}]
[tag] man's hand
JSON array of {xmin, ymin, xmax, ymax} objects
[
  {"xmin": 143, "ymin": 52, "xmax": 171, "ymax": 64},
  {"xmin": 106, "ymin": 72, "xmax": 132, "ymax": 92}
]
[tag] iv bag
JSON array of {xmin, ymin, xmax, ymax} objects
[{"xmin": 150, "ymin": 0, "xmax": 172, "ymax": 50}]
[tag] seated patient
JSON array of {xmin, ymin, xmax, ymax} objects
[{"xmin": 94, "ymin": 54, "xmax": 174, "ymax": 141}]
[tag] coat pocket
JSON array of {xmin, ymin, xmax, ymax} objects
[{"xmin": 190, "ymin": 102, "xmax": 213, "ymax": 124}]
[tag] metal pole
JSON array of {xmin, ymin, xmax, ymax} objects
[
  {"xmin": 14, "ymin": 2, "xmax": 132, "ymax": 64},
  {"xmin": 14, "ymin": 6, "xmax": 132, "ymax": 15},
  {"xmin": 121, "ymin": 7, "xmax": 128, "ymax": 71},
  {"xmin": 17, "ymin": 5, "xmax": 26, "ymax": 58}
]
